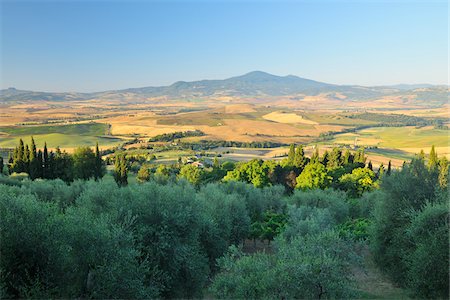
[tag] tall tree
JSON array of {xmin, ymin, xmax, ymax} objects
[
  {"xmin": 428, "ymin": 145, "xmax": 438, "ymax": 171},
  {"xmin": 377, "ymin": 163, "xmax": 385, "ymax": 180},
  {"xmin": 114, "ymin": 154, "xmax": 128, "ymax": 187},
  {"xmin": 293, "ymin": 145, "xmax": 307, "ymax": 170},
  {"xmin": 53, "ymin": 147, "xmax": 74, "ymax": 182},
  {"xmin": 37, "ymin": 149, "xmax": 44, "ymax": 178},
  {"xmin": 43, "ymin": 143, "xmax": 50, "ymax": 179},
  {"xmin": 320, "ymin": 150, "xmax": 330, "ymax": 167},
  {"xmin": 287, "ymin": 144, "xmax": 296, "ymax": 163},
  {"xmin": 387, "ymin": 160, "xmax": 392, "ymax": 176},
  {"xmin": 72, "ymin": 147, "xmax": 97, "ymax": 180},
  {"xmin": 367, "ymin": 161, "xmax": 373, "ymax": 170},
  {"xmin": 342, "ymin": 149, "xmax": 353, "ymax": 165},
  {"xmin": 310, "ymin": 147, "xmax": 320, "ymax": 163},
  {"xmin": 353, "ymin": 147, "xmax": 366, "ymax": 165},
  {"xmin": 94, "ymin": 142, "xmax": 104, "ymax": 181},
  {"xmin": 327, "ymin": 148, "xmax": 342, "ymax": 169},
  {"xmin": 0, "ymin": 155, "xmax": 3, "ymax": 175},
  {"xmin": 23, "ymin": 144, "xmax": 30, "ymax": 174},
  {"xmin": 29, "ymin": 137, "xmax": 39, "ymax": 180}
]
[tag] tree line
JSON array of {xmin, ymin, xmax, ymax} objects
[{"xmin": 5, "ymin": 137, "xmax": 105, "ymax": 182}]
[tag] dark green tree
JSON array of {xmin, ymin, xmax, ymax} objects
[
  {"xmin": 37, "ymin": 149, "xmax": 44, "ymax": 178},
  {"xmin": 53, "ymin": 147, "xmax": 74, "ymax": 182},
  {"xmin": 72, "ymin": 147, "xmax": 97, "ymax": 180},
  {"xmin": 367, "ymin": 161, "xmax": 373, "ymax": 170},
  {"xmin": 94, "ymin": 142, "xmax": 105, "ymax": 180},
  {"xmin": 387, "ymin": 160, "xmax": 392, "ymax": 176},
  {"xmin": 114, "ymin": 154, "xmax": 128, "ymax": 187},
  {"xmin": 43, "ymin": 143, "xmax": 50, "ymax": 179},
  {"xmin": 29, "ymin": 137, "xmax": 40, "ymax": 180}
]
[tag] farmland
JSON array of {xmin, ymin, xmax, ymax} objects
[{"xmin": 0, "ymin": 95, "xmax": 448, "ymax": 164}]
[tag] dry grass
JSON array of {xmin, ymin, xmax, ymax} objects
[{"xmin": 262, "ymin": 111, "xmax": 318, "ymax": 124}]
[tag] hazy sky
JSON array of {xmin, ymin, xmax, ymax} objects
[{"xmin": 0, "ymin": 0, "xmax": 448, "ymax": 92}]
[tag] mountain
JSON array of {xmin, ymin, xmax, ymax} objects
[{"xmin": 1, "ymin": 71, "xmax": 447, "ymax": 105}]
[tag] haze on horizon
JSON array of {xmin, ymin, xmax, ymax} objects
[{"xmin": 0, "ymin": 0, "xmax": 448, "ymax": 92}]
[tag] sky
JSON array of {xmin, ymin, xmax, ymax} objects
[{"xmin": 0, "ymin": 0, "xmax": 448, "ymax": 92}]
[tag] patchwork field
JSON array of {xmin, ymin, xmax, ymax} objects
[
  {"xmin": 332, "ymin": 126, "xmax": 449, "ymax": 158},
  {"xmin": 0, "ymin": 97, "xmax": 448, "ymax": 162}
]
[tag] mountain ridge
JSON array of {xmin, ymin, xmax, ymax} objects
[{"xmin": 1, "ymin": 71, "xmax": 448, "ymax": 104}]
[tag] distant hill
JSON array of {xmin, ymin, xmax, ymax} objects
[{"xmin": 1, "ymin": 71, "xmax": 448, "ymax": 106}]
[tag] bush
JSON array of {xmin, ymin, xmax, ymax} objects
[
  {"xmin": 405, "ymin": 200, "xmax": 449, "ymax": 298},
  {"xmin": 211, "ymin": 231, "xmax": 359, "ymax": 299},
  {"xmin": 288, "ymin": 189, "xmax": 350, "ymax": 223}
]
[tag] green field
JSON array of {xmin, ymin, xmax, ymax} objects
[
  {"xmin": 332, "ymin": 126, "xmax": 449, "ymax": 148},
  {"xmin": 0, "ymin": 122, "xmax": 109, "ymax": 136},
  {"xmin": 0, "ymin": 123, "xmax": 123, "ymax": 149}
]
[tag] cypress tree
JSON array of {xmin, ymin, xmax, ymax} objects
[
  {"xmin": 327, "ymin": 148, "xmax": 342, "ymax": 169},
  {"xmin": 321, "ymin": 150, "xmax": 330, "ymax": 166},
  {"xmin": 37, "ymin": 149, "xmax": 44, "ymax": 178},
  {"xmin": 43, "ymin": 143, "xmax": 49, "ymax": 179},
  {"xmin": 24, "ymin": 144, "xmax": 30, "ymax": 174},
  {"xmin": 29, "ymin": 137, "xmax": 39, "ymax": 180},
  {"xmin": 293, "ymin": 145, "xmax": 307, "ymax": 170},
  {"xmin": 310, "ymin": 147, "xmax": 320, "ymax": 163},
  {"xmin": 377, "ymin": 163, "xmax": 385, "ymax": 179},
  {"xmin": 15, "ymin": 139, "xmax": 25, "ymax": 173},
  {"xmin": 342, "ymin": 149, "xmax": 352, "ymax": 165},
  {"xmin": 428, "ymin": 145, "xmax": 438, "ymax": 170},
  {"xmin": 367, "ymin": 161, "xmax": 373, "ymax": 170},
  {"xmin": 0, "ymin": 155, "xmax": 3, "ymax": 175},
  {"xmin": 48, "ymin": 151, "xmax": 55, "ymax": 179},
  {"xmin": 114, "ymin": 154, "xmax": 128, "ymax": 187},
  {"xmin": 387, "ymin": 160, "xmax": 392, "ymax": 176},
  {"xmin": 94, "ymin": 142, "xmax": 104, "ymax": 180},
  {"xmin": 287, "ymin": 144, "xmax": 296, "ymax": 163},
  {"xmin": 18, "ymin": 139, "xmax": 24, "ymax": 162}
]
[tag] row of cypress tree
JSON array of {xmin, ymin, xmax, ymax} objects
[{"xmin": 7, "ymin": 137, "xmax": 104, "ymax": 182}]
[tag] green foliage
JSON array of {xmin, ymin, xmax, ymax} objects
[
  {"xmin": 370, "ymin": 155, "xmax": 447, "ymax": 296},
  {"xmin": 178, "ymin": 164, "xmax": 205, "ymax": 186},
  {"xmin": 282, "ymin": 206, "xmax": 336, "ymax": 240},
  {"xmin": 136, "ymin": 165, "xmax": 151, "ymax": 182},
  {"xmin": 338, "ymin": 167, "xmax": 377, "ymax": 197},
  {"xmin": 287, "ymin": 188, "xmax": 350, "ymax": 223},
  {"xmin": 113, "ymin": 154, "xmax": 128, "ymax": 187},
  {"xmin": 223, "ymin": 159, "xmax": 274, "ymax": 187},
  {"xmin": 0, "ymin": 187, "xmax": 157, "ymax": 299},
  {"xmin": 149, "ymin": 130, "xmax": 205, "ymax": 142},
  {"xmin": 72, "ymin": 146, "xmax": 97, "ymax": 180},
  {"xmin": 405, "ymin": 200, "xmax": 449, "ymax": 298},
  {"xmin": 250, "ymin": 211, "xmax": 287, "ymax": 243},
  {"xmin": 211, "ymin": 231, "xmax": 359, "ymax": 299},
  {"xmin": 296, "ymin": 162, "xmax": 332, "ymax": 190},
  {"xmin": 338, "ymin": 218, "xmax": 370, "ymax": 241}
]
